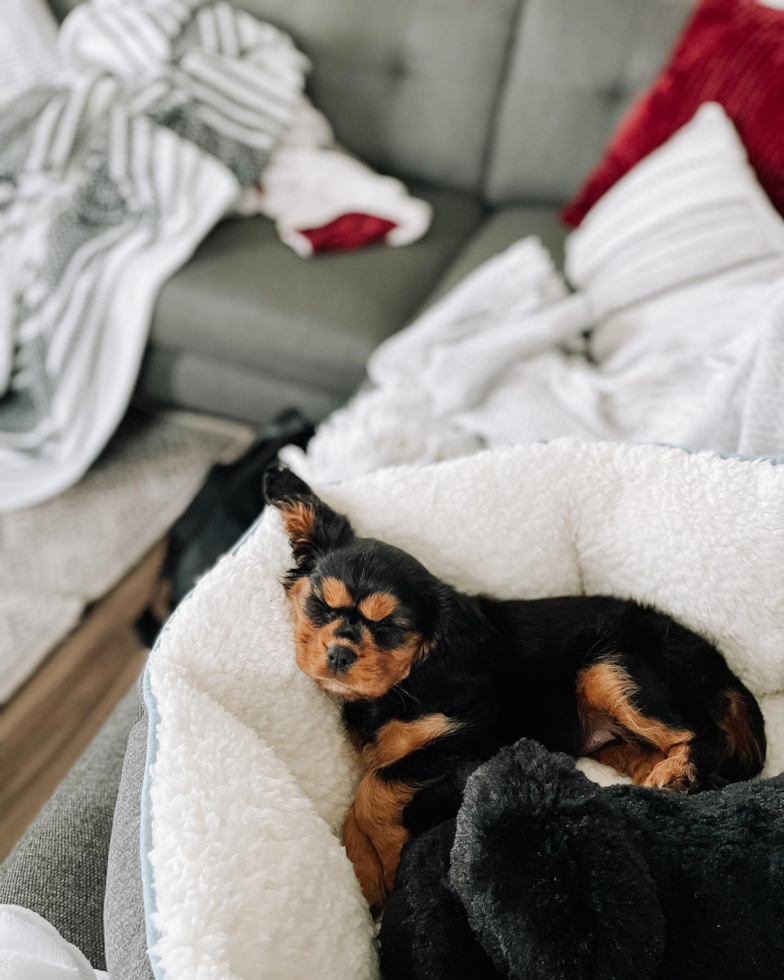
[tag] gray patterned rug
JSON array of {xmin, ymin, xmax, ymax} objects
[{"xmin": 0, "ymin": 409, "xmax": 253, "ymax": 702}]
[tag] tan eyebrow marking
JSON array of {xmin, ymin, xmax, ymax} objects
[
  {"xmin": 321, "ymin": 576, "xmax": 353, "ymax": 609},
  {"xmin": 358, "ymin": 591, "xmax": 397, "ymax": 622},
  {"xmin": 577, "ymin": 661, "xmax": 692, "ymax": 752}
]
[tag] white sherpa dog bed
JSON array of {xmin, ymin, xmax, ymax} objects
[{"xmin": 141, "ymin": 440, "xmax": 784, "ymax": 980}]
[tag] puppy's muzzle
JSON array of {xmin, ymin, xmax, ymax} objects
[{"xmin": 326, "ymin": 644, "xmax": 358, "ymax": 675}]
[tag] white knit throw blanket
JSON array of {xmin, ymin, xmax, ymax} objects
[{"xmin": 0, "ymin": 0, "xmax": 306, "ymax": 511}]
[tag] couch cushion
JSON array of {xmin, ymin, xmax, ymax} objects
[
  {"xmin": 140, "ymin": 186, "xmax": 483, "ymax": 422},
  {"xmin": 424, "ymin": 205, "xmax": 568, "ymax": 308},
  {"xmin": 137, "ymin": 348, "xmax": 344, "ymax": 426},
  {"xmin": 49, "ymin": 0, "xmax": 521, "ymax": 195},
  {"xmin": 485, "ymin": 0, "xmax": 691, "ymax": 206}
]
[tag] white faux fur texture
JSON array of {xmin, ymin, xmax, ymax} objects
[{"xmin": 147, "ymin": 440, "xmax": 784, "ymax": 980}]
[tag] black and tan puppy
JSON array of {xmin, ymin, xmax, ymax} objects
[{"xmin": 263, "ymin": 464, "xmax": 766, "ymax": 911}]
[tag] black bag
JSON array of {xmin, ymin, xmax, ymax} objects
[{"xmin": 135, "ymin": 410, "xmax": 313, "ymax": 646}]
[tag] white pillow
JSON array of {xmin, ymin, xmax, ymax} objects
[
  {"xmin": 565, "ymin": 103, "xmax": 784, "ymax": 340},
  {"xmin": 0, "ymin": 0, "xmax": 61, "ymax": 101}
]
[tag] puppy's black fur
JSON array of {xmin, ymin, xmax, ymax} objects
[
  {"xmin": 381, "ymin": 738, "xmax": 784, "ymax": 980},
  {"xmin": 264, "ymin": 465, "xmax": 766, "ymax": 908}
]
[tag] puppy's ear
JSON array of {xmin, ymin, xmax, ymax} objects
[{"xmin": 263, "ymin": 464, "xmax": 354, "ymax": 570}]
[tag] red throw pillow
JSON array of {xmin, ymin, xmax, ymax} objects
[{"xmin": 562, "ymin": 0, "xmax": 784, "ymax": 226}]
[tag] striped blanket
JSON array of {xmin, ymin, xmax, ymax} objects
[{"xmin": 0, "ymin": 0, "xmax": 306, "ymax": 511}]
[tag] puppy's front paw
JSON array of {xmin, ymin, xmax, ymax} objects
[
  {"xmin": 343, "ymin": 803, "xmax": 388, "ymax": 914},
  {"xmin": 643, "ymin": 749, "xmax": 697, "ymax": 793}
]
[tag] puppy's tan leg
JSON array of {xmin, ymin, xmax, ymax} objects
[
  {"xmin": 578, "ymin": 661, "xmax": 695, "ymax": 791},
  {"xmin": 342, "ymin": 801, "xmax": 387, "ymax": 911},
  {"xmin": 343, "ymin": 714, "xmax": 457, "ymax": 909},
  {"xmin": 642, "ymin": 741, "xmax": 696, "ymax": 791},
  {"xmin": 594, "ymin": 740, "xmax": 696, "ymax": 790},
  {"xmin": 594, "ymin": 742, "xmax": 666, "ymax": 784},
  {"xmin": 343, "ymin": 772, "xmax": 416, "ymax": 909}
]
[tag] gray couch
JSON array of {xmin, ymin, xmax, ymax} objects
[
  {"xmin": 2, "ymin": 1, "xmax": 694, "ymax": 975},
  {"xmin": 54, "ymin": 0, "xmax": 688, "ymax": 426}
]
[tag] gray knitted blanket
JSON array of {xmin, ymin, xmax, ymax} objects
[{"xmin": 0, "ymin": 0, "xmax": 306, "ymax": 510}]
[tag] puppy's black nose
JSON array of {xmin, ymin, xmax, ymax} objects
[{"xmin": 326, "ymin": 644, "xmax": 358, "ymax": 674}]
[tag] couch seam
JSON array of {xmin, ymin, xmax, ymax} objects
[{"xmin": 478, "ymin": 0, "xmax": 529, "ymax": 205}]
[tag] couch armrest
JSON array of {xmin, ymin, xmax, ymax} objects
[{"xmin": 0, "ymin": 681, "xmax": 142, "ymax": 971}]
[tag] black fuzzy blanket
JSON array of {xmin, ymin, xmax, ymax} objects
[{"xmin": 380, "ymin": 739, "xmax": 784, "ymax": 980}]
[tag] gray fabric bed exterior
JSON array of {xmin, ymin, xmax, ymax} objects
[
  {"xmin": 105, "ymin": 703, "xmax": 155, "ymax": 980},
  {"xmin": 0, "ymin": 676, "xmax": 153, "ymax": 977},
  {"xmin": 0, "ymin": 682, "xmax": 142, "ymax": 971}
]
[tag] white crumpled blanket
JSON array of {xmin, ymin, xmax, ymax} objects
[{"xmin": 282, "ymin": 105, "xmax": 784, "ymax": 486}]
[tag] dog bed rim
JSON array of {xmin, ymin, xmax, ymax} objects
[{"xmin": 139, "ymin": 443, "xmax": 784, "ymax": 980}]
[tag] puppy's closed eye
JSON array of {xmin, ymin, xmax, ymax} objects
[{"xmin": 306, "ymin": 593, "xmax": 334, "ymax": 622}]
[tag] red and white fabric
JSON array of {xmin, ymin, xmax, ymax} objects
[
  {"xmin": 236, "ymin": 98, "xmax": 432, "ymax": 257},
  {"xmin": 2, "ymin": 3, "xmax": 432, "ymax": 261}
]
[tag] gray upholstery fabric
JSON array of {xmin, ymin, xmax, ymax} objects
[
  {"xmin": 235, "ymin": 0, "xmax": 521, "ymax": 192},
  {"xmin": 485, "ymin": 0, "xmax": 692, "ymax": 205},
  {"xmin": 105, "ymin": 704, "xmax": 155, "ymax": 980},
  {"xmin": 424, "ymin": 205, "xmax": 567, "ymax": 308},
  {"xmin": 141, "ymin": 208, "xmax": 566, "ymax": 425},
  {"xmin": 48, "ymin": 0, "xmax": 691, "ymax": 426},
  {"xmin": 46, "ymin": 0, "xmax": 80, "ymax": 17},
  {"xmin": 50, "ymin": 0, "xmax": 521, "ymax": 194},
  {"xmin": 138, "ymin": 186, "xmax": 483, "ymax": 422},
  {"xmin": 50, "ymin": 0, "xmax": 691, "ymax": 205},
  {"xmin": 0, "ymin": 683, "xmax": 142, "ymax": 971},
  {"xmin": 137, "ymin": 348, "xmax": 343, "ymax": 426}
]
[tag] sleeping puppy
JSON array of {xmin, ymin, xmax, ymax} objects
[{"xmin": 263, "ymin": 465, "xmax": 766, "ymax": 912}]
